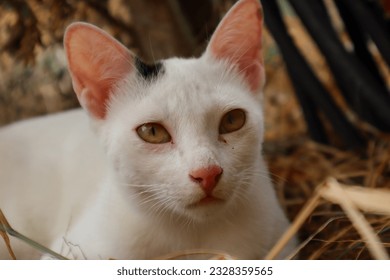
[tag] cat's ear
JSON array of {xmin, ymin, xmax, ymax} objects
[
  {"xmin": 206, "ymin": 0, "xmax": 265, "ymax": 93},
  {"xmin": 64, "ymin": 22, "xmax": 134, "ymax": 119}
]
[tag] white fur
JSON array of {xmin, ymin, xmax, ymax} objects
[{"xmin": 0, "ymin": 53, "xmax": 295, "ymax": 260}]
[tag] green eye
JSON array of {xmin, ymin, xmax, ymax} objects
[
  {"xmin": 136, "ymin": 123, "xmax": 172, "ymax": 144},
  {"xmin": 219, "ymin": 109, "xmax": 246, "ymax": 134}
]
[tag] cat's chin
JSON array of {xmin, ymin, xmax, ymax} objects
[
  {"xmin": 178, "ymin": 196, "xmax": 229, "ymax": 223},
  {"xmin": 187, "ymin": 195, "xmax": 224, "ymax": 209}
]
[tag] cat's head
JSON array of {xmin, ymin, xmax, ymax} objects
[{"xmin": 64, "ymin": 0, "xmax": 266, "ymax": 223}]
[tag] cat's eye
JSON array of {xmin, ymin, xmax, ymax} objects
[
  {"xmin": 219, "ymin": 109, "xmax": 246, "ymax": 134},
  {"xmin": 136, "ymin": 123, "xmax": 172, "ymax": 144}
]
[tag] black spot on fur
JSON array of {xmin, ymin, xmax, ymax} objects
[{"xmin": 135, "ymin": 58, "xmax": 163, "ymax": 81}]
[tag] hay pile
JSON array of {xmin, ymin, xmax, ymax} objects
[
  {"xmin": 261, "ymin": 5, "xmax": 390, "ymax": 259},
  {"xmin": 265, "ymin": 139, "xmax": 390, "ymax": 260}
]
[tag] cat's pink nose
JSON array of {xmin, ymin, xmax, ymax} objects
[{"xmin": 189, "ymin": 165, "xmax": 223, "ymax": 194}]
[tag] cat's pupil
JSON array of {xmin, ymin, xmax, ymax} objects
[{"xmin": 227, "ymin": 113, "xmax": 234, "ymax": 125}]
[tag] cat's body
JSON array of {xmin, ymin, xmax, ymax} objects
[
  {"xmin": 0, "ymin": 0, "xmax": 295, "ymax": 259},
  {"xmin": 0, "ymin": 109, "xmax": 102, "ymax": 259}
]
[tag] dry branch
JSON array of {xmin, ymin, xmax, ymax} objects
[
  {"xmin": 0, "ymin": 209, "xmax": 16, "ymax": 259},
  {"xmin": 0, "ymin": 209, "xmax": 67, "ymax": 260},
  {"xmin": 266, "ymin": 178, "xmax": 390, "ymax": 260}
]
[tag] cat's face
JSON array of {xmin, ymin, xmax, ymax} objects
[
  {"xmin": 64, "ymin": 0, "xmax": 265, "ymax": 223},
  {"xmin": 103, "ymin": 56, "xmax": 264, "ymax": 222}
]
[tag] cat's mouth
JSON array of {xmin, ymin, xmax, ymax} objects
[{"xmin": 187, "ymin": 195, "xmax": 224, "ymax": 208}]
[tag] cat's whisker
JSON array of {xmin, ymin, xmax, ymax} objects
[
  {"xmin": 148, "ymin": 34, "xmax": 157, "ymax": 66},
  {"xmin": 156, "ymin": 199, "xmax": 176, "ymax": 219},
  {"xmin": 119, "ymin": 182, "xmax": 167, "ymax": 188},
  {"xmin": 148, "ymin": 197, "xmax": 177, "ymax": 220},
  {"xmin": 137, "ymin": 195, "xmax": 162, "ymax": 207}
]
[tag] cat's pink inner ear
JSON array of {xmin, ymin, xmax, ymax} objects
[
  {"xmin": 207, "ymin": 0, "xmax": 264, "ymax": 92},
  {"xmin": 64, "ymin": 23, "xmax": 133, "ymax": 119}
]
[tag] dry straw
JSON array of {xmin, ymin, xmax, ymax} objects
[
  {"xmin": 0, "ymin": 209, "xmax": 16, "ymax": 260},
  {"xmin": 265, "ymin": 178, "xmax": 390, "ymax": 260},
  {"xmin": 266, "ymin": 138, "xmax": 390, "ymax": 260},
  {"xmin": 0, "ymin": 209, "xmax": 67, "ymax": 260}
]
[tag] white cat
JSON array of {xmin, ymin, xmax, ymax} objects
[{"xmin": 0, "ymin": 0, "xmax": 295, "ymax": 259}]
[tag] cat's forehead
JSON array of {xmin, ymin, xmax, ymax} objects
[
  {"xmin": 111, "ymin": 56, "xmax": 262, "ymax": 128},
  {"xmin": 148, "ymin": 57, "xmax": 253, "ymax": 111}
]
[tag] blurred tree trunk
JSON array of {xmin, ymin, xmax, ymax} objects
[{"xmin": 128, "ymin": 0, "xmax": 193, "ymax": 61}]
